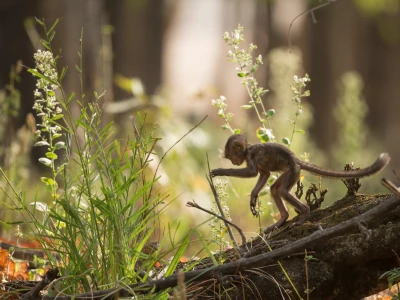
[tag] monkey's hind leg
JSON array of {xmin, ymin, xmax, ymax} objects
[
  {"xmin": 264, "ymin": 167, "xmax": 310, "ymax": 234},
  {"xmin": 264, "ymin": 176, "xmax": 290, "ymax": 234}
]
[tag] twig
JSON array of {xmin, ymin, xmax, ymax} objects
[
  {"xmin": 205, "ymin": 153, "xmax": 240, "ymax": 250},
  {"xmin": 150, "ymin": 115, "xmax": 208, "ymax": 196},
  {"xmin": 22, "ymin": 268, "xmax": 59, "ymax": 300},
  {"xmin": 186, "ymin": 200, "xmax": 247, "ymax": 252},
  {"xmin": 44, "ymin": 179, "xmax": 400, "ymax": 299},
  {"xmin": 287, "ymin": 0, "xmax": 337, "ymax": 52},
  {"xmin": 382, "ymin": 177, "xmax": 400, "ymax": 197}
]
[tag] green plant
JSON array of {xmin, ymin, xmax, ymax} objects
[
  {"xmin": 333, "ymin": 71, "xmax": 369, "ymax": 162},
  {"xmin": 285, "ymin": 74, "xmax": 310, "ymax": 147},
  {"xmin": 212, "ymin": 24, "xmax": 274, "ymax": 141},
  {"xmin": 0, "ymin": 19, "xmax": 192, "ymax": 297},
  {"xmin": 380, "ymin": 268, "xmax": 400, "ymax": 300},
  {"xmin": 209, "ymin": 178, "xmax": 231, "ymax": 254},
  {"xmin": 0, "ymin": 61, "xmax": 36, "ymax": 236}
]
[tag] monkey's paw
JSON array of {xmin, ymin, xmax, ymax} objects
[
  {"xmin": 210, "ymin": 168, "xmax": 223, "ymax": 178},
  {"xmin": 250, "ymin": 198, "xmax": 258, "ymax": 216}
]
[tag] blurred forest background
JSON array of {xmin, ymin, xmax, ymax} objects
[{"xmin": 0, "ymin": 0, "xmax": 399, "ymax": 252}]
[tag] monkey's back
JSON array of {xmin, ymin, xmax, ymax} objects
[{"xmin": 249, "ymin": 143, "xmax": 297, "ymax": 173}]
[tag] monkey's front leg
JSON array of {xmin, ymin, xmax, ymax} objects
[
  {"xmin": 210, "ymin": 166, "xmax": 258, "ymax": 178},
  {"xmin": 250, "ymin": 172, "xmax": 270, "ymax": 216}
]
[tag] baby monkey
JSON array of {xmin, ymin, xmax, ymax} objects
[{"xmin": 210, "ymin": 134, "xmax": 390, "ymax": 233}]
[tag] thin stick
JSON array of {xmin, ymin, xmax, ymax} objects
[
  {"xmin": 186, "ymin": 200, "xmax": 247, "ymax": 252},
  {"xmin": 206, "ymin": 153, "xmax": 240, "ymax": 250},
  {"xmin": 287, "ymin": 0, "xmax": 336, "ymax": 52},
  {"xmin": 149, "ymin": 115, "xmax": 208, "ymax": 196},
  {"xmin": 381, "ymin": 178, "xmax": 400, "ymax": 197}
]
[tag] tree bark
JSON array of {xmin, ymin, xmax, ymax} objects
[{"xmin": 184, "ymin": 193, "xmax": 400, "ymax": 299}]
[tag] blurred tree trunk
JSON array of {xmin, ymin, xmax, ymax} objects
[
  {"xmin": 364, "ymin": 10, "xmax": 400, "ymax": 173},
  {"xmin": 0, "ymin": 0, "xmax": 39, "ymax": 239},
  {"xmin": 306, "ymin": 0, "xmax": 400, "ymax": 172},
  {"xmin": 106, "ymin": 0, "xmax": 164, "ymax": 100},
  {"xmin": 0, "ymin": 0, "xmax": 37, "ymax": 127},
  {"xmin": 38, "ymin": 0, "xmax": 104, "ymax": 113},
  {"xmin": 308, "ymin": 0, "xmax": 369, "ymax": 152},
  {"xmin": 260, "ymin": 0, "xmax": 400, "ymax": 173}
]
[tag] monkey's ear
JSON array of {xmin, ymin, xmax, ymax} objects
[{"xmin": 232, "ymin": 140, "xmax": 246, "ymax": 151}]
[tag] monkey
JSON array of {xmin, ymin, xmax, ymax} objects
[{"xmin": 210, "ymin": 134, "xmax": 390, "ymax": 233}]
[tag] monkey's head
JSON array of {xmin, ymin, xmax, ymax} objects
[{"xmin": 224, "ymin": 134, "xmax": 248, "ymax": 166}]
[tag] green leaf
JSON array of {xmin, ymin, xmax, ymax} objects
[
  {"xmin": 233, "ymin": 129, "xmax": 241, "ymax": 134},
  {"xmin": 52, "ymin": 114, "xmax": 64, "ymax": 121},
  {"xmin": 194, "ymin": 229, "xmax": 218, "ymax": 266},
  {"xmin": 282, "ymin": 137, "xmax": 291, "ymax": 145},
  {"xmin": 256, "ymin": 127, "xmax": 274, "ymax": 143},
  {"xmin": 59, "ymin": 66, "xmax": 68, "ymax": 82},
  {"xmin": 40, "ymin": 39, "xmax": 51, "ymax": 51},
  {"xmin": 240, "ymin": 105, "xmax": 252, "ymax": 109},
  {"xmin": 41, "ymin": 177, "xmax": 55, "ymax": 185},
  {"xmin": 75, "ymin": 65, "xmax": 81, "ymax": 72},
  {"xmin": 49, "ymin": 31, "xmax": 56, "ymax": 42},
  {"xmin": 34, "ymin": 141, "xmax": 50, "ymax": 147},
  {"xmin": 53, "ymin": 133, "xmax": 62, "ymax": 139},
  {"xmin": 237, "ymin": 72, "xmax": 247, "ymax": 78},
  {"xmin": 67, "ymin": 92, "xmax": 75, "ymax": 105},
  {"xmin": 57, "ymin": 164, "xmax": 66, "ymax": 173},
  {"xmin": 249, "ymin": 64, "xmax": 258, "ymax": 73},
  {"xmin": 28, "ymin": 69, "xmax": 58, "ymax": 86},
  {"xmin": 46, "ymin": 152, "xmax": 58, "ymax": 160},
  {"xmin": 48, "ymin": 19, "xmax": 59, "ymax": 34},
  {"xmin": 35, "ymin": 17, "xmax": 45, "ymax": 26},
  {"xmin": 164, "ymin": 232, "xmax": 190, "ymax": 277},
  {"xmin": 265, "ymin": 109, "xmax": 275, "ymax": 118},
  {"xmin": 296, "ymin": 129, "xmax": 305, "ymax": 134}
]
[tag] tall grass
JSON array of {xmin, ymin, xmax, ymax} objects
[{"xmin": 0, "ymin": 19, "xmax": 184, "ymax": 297}]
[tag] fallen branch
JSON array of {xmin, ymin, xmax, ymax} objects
[{"xmin": 22, "ymin": 268, "xmax": 59, "ymax": 300}]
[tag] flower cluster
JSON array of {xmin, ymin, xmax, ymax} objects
[
  {"xmin": 209, "ymin": 178, "xmax": 231, "ymax": 248},
  {"xmin": 31, "ymin": 49, "xmax": 64, "ymax": 169},
  {"xmin": 216, "ymin": 25, "xmax": 271, "ymax": 140},
  {"xmin": 223, "ymin": 25, "xmax": 263, "ymax": 81},
  {"xmin": 211, "ymin": 95, "xmax": 239, "ymax": 133},
  {"xmin": 33, "ymin": 50, "xmax": 60, "ymax": 113},
  {"xmin": 291, "ymin": 74, "xmax": 311, "ymax": 105},
  {"xmin": 282, "ymin": 74, "xmax": 311, "ymax": 146}
]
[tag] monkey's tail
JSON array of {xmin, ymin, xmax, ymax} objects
[{"xmin": 297, "ymin": 153, "xmax": 390, "ymax": 179}]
